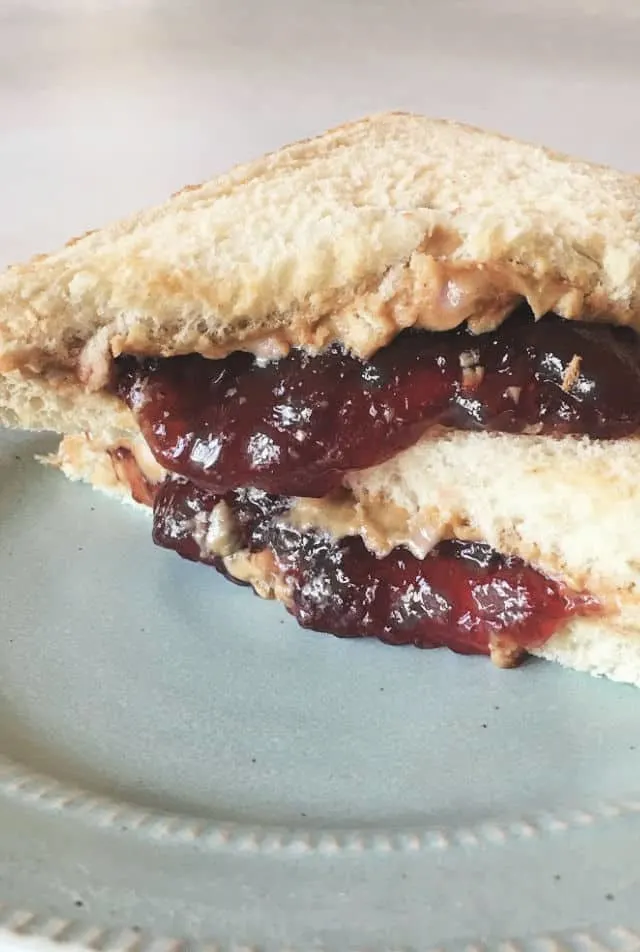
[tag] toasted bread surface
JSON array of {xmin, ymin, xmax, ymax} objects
[{"xmin": 1, "ymin": 113, "xmax": 640, "ymax": 390}]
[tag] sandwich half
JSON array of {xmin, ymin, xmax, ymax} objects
[{"xmin": 2, "ymin": 112, "xmax": 640, "ymax": 683}]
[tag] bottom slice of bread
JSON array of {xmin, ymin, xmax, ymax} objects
[{"xmin": 44, "ymin": 430, "xmax": 640, "ymax": 687}]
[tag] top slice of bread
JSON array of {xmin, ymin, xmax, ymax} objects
[{"xmin": 1, "ymin": 112, "xmax": 640, "ymax": 389}]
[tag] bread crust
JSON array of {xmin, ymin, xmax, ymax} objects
[{"xmin": 2, "ymin": 113, "xmax": 640, "ymax": 388}]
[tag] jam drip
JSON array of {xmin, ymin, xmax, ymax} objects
[
  {"xmin": 116, "ymin": 308, "xmax": 640, "ymax": 497},
  {"xmin": 153, "ymin": 476, "xmax": 598, "ymax": 659}
]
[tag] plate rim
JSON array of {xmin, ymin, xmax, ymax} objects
[
  {"xmin": 0, "ymin": 909, "xmax": 638, "ymax": 952},
  {"xmin": 1, "ymin": 753, "xmax": 638, "ymax": 856}
]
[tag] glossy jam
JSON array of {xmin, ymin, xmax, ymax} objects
[
  {"xmin": 152, "ymin": 475, "xmax": 288, "ymax": 565},
  {"xmin": 153, "ymin": 476, "xmax": 598, "ymax": 657},
  {"xmin": 116, "ymin": 308, "xmax": 640, "ymax": 497}
]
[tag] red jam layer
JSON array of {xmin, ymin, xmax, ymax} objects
[
  {"xmin": 153, "ymin": 476, "xmax": 598, "ymax": 658},
  {"xmin": 115, "ymin": 308, "xmax": 640, "ymax": 497}
]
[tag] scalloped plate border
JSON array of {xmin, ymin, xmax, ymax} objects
[
  {"xmin": 1, "ymin": 909, "xmax": 640, "ymax": 952},
  {"xmin": 2, "ymin": 754, "xmax": 640, "ymax": 855}
]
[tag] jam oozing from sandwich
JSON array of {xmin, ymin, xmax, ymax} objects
[
  {"xmin": 152, "ymin": 476, "xmax": 598, "ymax": 661},
  {"xmin": 115, "ymin": 307, "xmax": 640, "ymax": 497}
]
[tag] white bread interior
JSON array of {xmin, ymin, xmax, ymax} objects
[
  {"xmin": 1, "ymin": 113, "xmax": 640, "ymax": 386},
  {"xmin": 537, "ymin": 615, "xmax": 640, "ymax": 687},
  {"xmin": 346, "ymin": 430, "xmax": 640, "ymax": 597},
  {"xmin": 0, "ymin": 368, "xmax": 134, "ymax": 439}
]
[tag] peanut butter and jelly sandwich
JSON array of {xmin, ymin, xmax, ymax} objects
[{"xmin": 2, "ymin": 113, "xmax": 640, "ymax": 683}]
